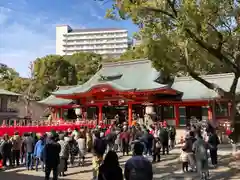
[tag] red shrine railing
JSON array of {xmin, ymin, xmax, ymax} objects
[{"xmin": 0, "ymin": 119, "xmax": 110, "ymax": 136}]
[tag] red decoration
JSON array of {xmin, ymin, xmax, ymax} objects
[{"xmin": 0, "ymin": 123, "xmax": 111, "ymax": 137}]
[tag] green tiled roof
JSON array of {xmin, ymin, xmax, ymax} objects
[
  {"xmin": 52, "ymin": 59, "xmax": 240, "ymax": 101},
  {"xmin": 172, "ymin": 73, "xmax": 240, "ymax": 100},
  {"xmin": 0, "ymin": 89, "xmax": 21, "ymax": 96},
  {"xmin": 53, "ymin": 60, "xmax": 169, "ymax": 96},
  {"xmin": 38, "ymin": 86, "xmax": 76, "ymax": 106},
  {"xmin": 38, "ymin": 95, "xmax": 73, "ymax": 106}
]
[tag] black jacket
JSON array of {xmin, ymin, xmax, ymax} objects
[
  {"xmin": 208, "ymin": 134, "xmax": 220, "ymax": 149},
  {"xmin": 0, "ymin": 140, "xmax": 12, "ymax": 156},
  {"xmin": 183, "ymin": 137, "xmax": 196, "ymax": 153},
  {"xmin": 44, "ymin": 140, "xmax": 61, "ymax": 166},
  {"xmin": 93, "ymin": 138, "xmax": 106, "ymax": 157},
  {"xmin": 98, "ymin": 164, "xmax": 123, "ymax": 180}
]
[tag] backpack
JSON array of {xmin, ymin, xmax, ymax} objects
[{"xmin": 71, "ymin": 143, "xmax": 79, "ymax": 156}]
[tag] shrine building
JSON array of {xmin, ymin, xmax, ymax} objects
[{"xmin": 39, "ymin": 59, "xmax": 240, "ymax": 127}]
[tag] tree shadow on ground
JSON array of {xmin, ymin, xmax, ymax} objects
[
  {"xmin": 66, "ymin": 168, "xmax": 93, "ymax": 176},
  {"xmin": 0, "ymin": 170, "xmax": 73, "ymax": 180},
  {"xmin": 153, "ymin": 154, "xmax": 238, "ymax": 180},
  {"xmin": 210, "ymin": 168, "xmax": 239, "ymax": 180}
]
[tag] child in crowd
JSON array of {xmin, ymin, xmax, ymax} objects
[{"xmin": 180, "ymin": 147, "xmax": 188, "ymax": 172}]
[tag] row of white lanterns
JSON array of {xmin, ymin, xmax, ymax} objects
[{"xmin": 74, "ymin": 104, "xmax": 154, "ymax": 115}]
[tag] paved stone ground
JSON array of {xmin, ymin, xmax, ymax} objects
[{"xmin": 0, "ymin": 145, "xmax": 239, "ymax": 180}]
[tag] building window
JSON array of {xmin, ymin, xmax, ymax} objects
[
  {"xmin": 215, "ymin": 102, "xmax": 228, "ymax": 117},
  {"xmin": 162, "ymin": 105, "xmax": 175, "ymax": 119}
]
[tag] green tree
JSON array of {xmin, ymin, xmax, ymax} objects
[
  {"xmin": 0, "ymin": 63, "xmax": 19, "ymax": 81},
  {"xmin": 64, "ymin": 52, "xmax": 102, "ymax": 84},
  {"xmin": 105, "ymin": 0, "xmax": 240, "ymax": 134},
  {"xmin": 0, "ymin": 63, "xmax": 29, "ymax": 93},
  {"xmin": 108, "ymin": 44, "xmax": 148, "ymax": 62},
  {"xmin": 33, "ymin": 55, "xmax": 78, "ymax": 98}
]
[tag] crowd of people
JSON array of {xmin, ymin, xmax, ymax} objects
[
  {"xmin": 0, "ymin": 121, "xmax": 221, "ymax": 180},
  {"xmin": 179, "ymin": 123, "xmax": 220, "ymax": 180}
]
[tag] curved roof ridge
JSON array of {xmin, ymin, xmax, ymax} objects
[
  {"xmin": 102, "ymin": 59, "xmax": 150, "ymax": 67},
  {"xmin": 56, "ymin": 85, "xmax": 77, "ymax": 90},
  {"xmin": 174, "ymin": 73, "xmax": 235, "ymax": 82},
  {"xmin": 0, "ymin": 89, "xmax": 21, "ymax": 96}
]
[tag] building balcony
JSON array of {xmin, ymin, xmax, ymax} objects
[
  {"xmin": 62, "ymin": 34, "xmax": 128, "ymax": 41},
  {"xmin": 63, "ymin": 39, "xmax": 128, "ymax": 45},
  {"xmin": 63, "ymin": 45, "xmax": 128, "ymax": 51},
  {"xmin": 63, "ymin": 49, "xmax": 126, "ymax": 55}
]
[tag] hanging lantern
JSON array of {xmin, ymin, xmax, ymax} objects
[
  {"xmin": 145, "ymin": 105, "xmax": 154, "ymax": 114},
  {"xmin": 118, "ymin": 99, "xmax": 124, "ymax": 105},
  {"xmin": 75, "ymin": 108, "xmax": 82, "ymax": 116},
  {"xmin": 63, "ymin": 110, "xmax": 68, "ymax": 116},
  {"xmin": 101, "ymin": 88, "xmax": 107, "ymax": 92}
]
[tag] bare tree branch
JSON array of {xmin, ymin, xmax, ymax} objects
[
  {"xmin": 185, "ymin": 28, "xmax": 240, "ymax": 74},
  {"xmin": 208, "ymin": 23, "xmax": 224, "ymax": 50},
  {"xmin": 166, "ymin": 0, "xmax": 178, "ymax": 17},
  {"xmin": 230, "ymin": 73, "xmax": 240, "ymax": 94},
  {"xmin": 142, "ymin": 5, "xmax": 239, "ymax": 74},
  {"xmin": 183, "ymin": 45, "xmax": 216, "ymax": 90},
  {"xmin": 143, "ymin": 7, "xmax": 176, "ymax": 19}
]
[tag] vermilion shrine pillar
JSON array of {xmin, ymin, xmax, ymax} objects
[
  {"xmin": 174, "ymin": 105, "xmax": 179, "ymax": 126},
  {"xmin": 98, "ymin": 104, "xmax": 103, "ymax": 125},
  {"xmin": 208, "ymin": 106, "xmax": 213, "ymax": 121},
  {"xmin": 128, "ymin": 103, "xmax": 133, "ymax": 125},
  {"xmin": 208, "ymin": 101, "xmax": 216, "ymax": 126}
]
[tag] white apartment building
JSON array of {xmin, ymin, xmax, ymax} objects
[{"xmin": 56, "ymin": 25, "xmax": 129, "ymax": 57}]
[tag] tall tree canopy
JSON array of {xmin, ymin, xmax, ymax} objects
[
  {"xmin": 106, "ymin": 0, "xmax": 239, "ymax": 91},
  {"xmin": 0, "ymin": 63, "xmax": 19, "ymax": 81},
  {"xmin": 1, "ymin": 52, "xmax": 103, "ymax": 99},
  {"xmin": 63, "ymin": 52, "xmax": 102, "ymax": 84},
  {"xmin": 0, "ymin": 63, "xmax": 29, "ymax": 93},
  {"xmin": 105, "ymin": 0, "xmax": 240, "ymax": 131},
  {"xmin": 33, "ymin": 55, "xmax": 78, "ymax": 98}
]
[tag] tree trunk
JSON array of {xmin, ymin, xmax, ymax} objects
[{"xmin": 229, "ymin": 98, "xmax": 240, "ymax": 143}]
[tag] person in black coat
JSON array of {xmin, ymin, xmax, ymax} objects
[
  {"xmin": 98, "ymin": 151, "xmax": 123, "ymax": 180},
  {"xmin": 159, "ymin": 127, "xmax": 169, "ymax": 155},
  {"xmin": 0, "ymin": 134, "xmax": 12, "ymax": 167},
  {"xmin": 43, "ymin": 134, "xmax": 61, "ymax": 180},
  {"xmin": 208, "ymin": 131, "xmax": 220, "ymax": 167}
]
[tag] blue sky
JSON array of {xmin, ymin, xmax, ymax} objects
[{"xmin": 0, "ymin": 0, "xmax": 138, "ymax": 77}]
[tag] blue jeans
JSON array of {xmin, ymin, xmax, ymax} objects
[
  {"xmin": 35, "ymin": 157, "xmax": 44, "ymax": 171},
  {"xmin": 26, "ymin": 152, "xmax": 33, "ymax": 169}
]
